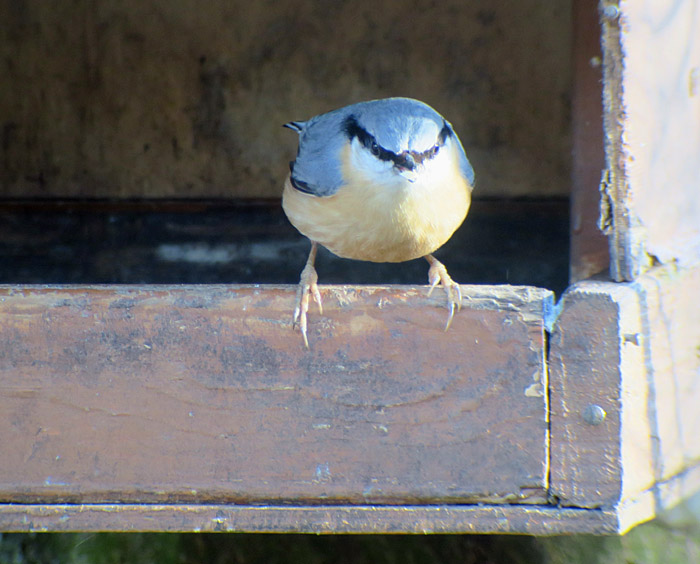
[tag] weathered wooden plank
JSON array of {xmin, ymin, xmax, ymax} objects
[
  {"xmin": 630, "ymin": 264, "xmax": 700, "ymax": 479},
  {"xmin": 550, "ymin": 263, "xmax": 700, "ymax": 531},
  {"xmin": 0, "ymin": 503, "xmax": 618, "ymax": 535},
  {"xmin": 0, "ymin": 284, "xmax": 551, "ymax": 506},
  {"xmin": 600, "ymin": 1, "xmax": 700, "ymax": 280},
  {"xmin": 549, "ymin": 286, "xmax": 626, "ymax": 508},
  {"xmin": 570, "ymin": 0, "xmax": 608, "ymax": 282}
]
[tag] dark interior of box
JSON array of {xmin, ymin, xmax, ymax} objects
[
  {"xmin": 0, "ymin": 199, "xmax": 569, "ymax": 293},
  {"xmin": 0, "ymin": 1, "xmax": 572, "ymax": 295}
]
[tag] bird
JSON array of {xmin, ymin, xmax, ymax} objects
[{"xmin": 282, "ymin": 97, "xmax": 474, "ymax": 347}]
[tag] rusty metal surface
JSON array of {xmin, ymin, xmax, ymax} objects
[
  {"xmin": 0, "ymin": 503, "xmax": 618, "ymax": 534},
  {"xmin": 0, "ymin": 284, "xmax": 551, "ymax": 506}
]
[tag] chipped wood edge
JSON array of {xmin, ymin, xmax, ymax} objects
[
  {"xmin": 600, "ymin": 1, "xmax": 652, "ymax": 281},
  {"xmin": 0, "ymin": 283, "xmax": 555, "ymax": 325}
]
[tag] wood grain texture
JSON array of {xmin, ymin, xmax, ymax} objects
[
  {"xmin": 629, "ymin": 264, "xmax": 700, "ymax": 480},
  {"xmin": 550, "ymin": 263, "xmax": 700, "ymax": 531},
  {"xmin": 601, "ymin": 1, "xmax": 700, "ymax": 280},
  {"xmin": 0, "ymin": 503, "xmax": 618, "ymax": 534},
  {"xmin": 0, "ymin": 284, "xmax": 551, "ymax": 506},
  {"xmin": 570, "ymin": 0, "xmax": 608, "ymax": 282},
  {"xmin": 549, "ymin": 286, "xmax": 625, "ymax": 508}
]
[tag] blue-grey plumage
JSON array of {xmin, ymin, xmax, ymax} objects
[
  {"xmin": 282, "ymin": 97, "xmax": 474, "ymax": 347},
  {"xmin": 285, "ymin": 98, "xmax": 474, "ymax": 197}
]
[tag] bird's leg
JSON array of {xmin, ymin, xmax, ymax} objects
[
  {"xmin": 425, "ymin": 254, "xmax": 462, "ymax": 331},
  {"xmin": 293, "ymin": 241, "xmax": 323, "ymax": 348}
]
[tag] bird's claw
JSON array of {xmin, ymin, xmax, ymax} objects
[
  {"xmin": 427, "ymin": 258, "xmax": 462, "ymax": 331},
  {"xmin": 293, "ymin": 262, "xmax": 323, "ymax": 348}
]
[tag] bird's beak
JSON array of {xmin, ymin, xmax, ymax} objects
[
  {"xmin": 395, "ymin": 152, "xmax": 418, "ymax": 182},
  {"xmin": 397, "ymin": 168, "xmax": 418, "ymax": 183}
]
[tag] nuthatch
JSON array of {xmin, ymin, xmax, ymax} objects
[{"xmin": 282, "ymin": 97, "xmax": 474, "ymax": 347}]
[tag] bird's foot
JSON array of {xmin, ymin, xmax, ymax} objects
[
  {"xmin": 293, "ymin": 262, "xmax": 323, "ymax": 348},
  {"xmin": 426, "ymin": 255, "xmax": 462, "ymax": 331}
]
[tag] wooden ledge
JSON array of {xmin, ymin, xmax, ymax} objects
[
  {"xmin": 0, "ymin": 503, "xmax": 617, "ymax": 535},
  {"xmin": 1, "ymin": 269, "xmax": 698, "ymax": 534},
  {"xmin": 0, "ymin": 284, "xmax": 551, "ymax": 508}
]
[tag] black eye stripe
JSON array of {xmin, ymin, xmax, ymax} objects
[
  {"xmin": 343, "ymin": 115, "xmax": 451, "ymax": 168},
  {"xmin": 343, "ymin": 116, "xmax": 393, "ymax": 163},
  {"xmin": 438, "ymin": 121, "xmax": 451, "ymax": 145}
]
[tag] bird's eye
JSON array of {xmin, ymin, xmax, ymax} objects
[
  {"xmin": 370, "ymin": 141, "xmax": 381, "ymax": 156},
  {"xmin": 433, "ymin": 144, "xmax": 440, "ymax": 155}
]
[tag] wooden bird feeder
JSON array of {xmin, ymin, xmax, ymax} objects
[{"xmin": 0, "ymin": 0, "xmax": 698, "ymax": 534}]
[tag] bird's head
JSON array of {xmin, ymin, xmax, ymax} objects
[
  {"xmin": 340, "ymin": 98, "xmax": 467, "ymax": 185},
  {"xmin": 283, "ymin": 97, "xmax": 474, "ymax": 196}
]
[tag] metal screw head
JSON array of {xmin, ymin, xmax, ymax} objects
[{"xmin": 582, "ymin": 404, "xmax": 606, "ymax": 425}]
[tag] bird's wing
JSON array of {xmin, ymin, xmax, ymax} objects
[
  {"xmin": 447, "ymin": 122, "xmax": 475, "ymax": 189},
  {"xmin": 284, "ymin": 107, "xmax": 351, "ymax": 197}
]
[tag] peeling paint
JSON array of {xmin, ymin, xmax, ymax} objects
[{"xmin": 525, "ymin": 382, "xmax": 544, "ymax": 398}]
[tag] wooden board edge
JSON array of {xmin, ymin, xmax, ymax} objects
[
  {"xmin": 600, "ymin": 1, "xmax": 653, "ymax": 281},
  {"xmin": 0, "ymin": 282, "xmax": 554, "ymax": 334},
  {"xmin": 0, "ymin": 503, "xmax": 618, "ymax": 535},
  {"xmin": 0, "ymin": 283, "xmax": 553, "ymax": 305},
  {"xmin": 549, "ymin": 281, "xmax": 626, "ymax": 507},
  {"xmin": 550, "ymin": 263, "xmax": 700, "ymax": 510}
]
